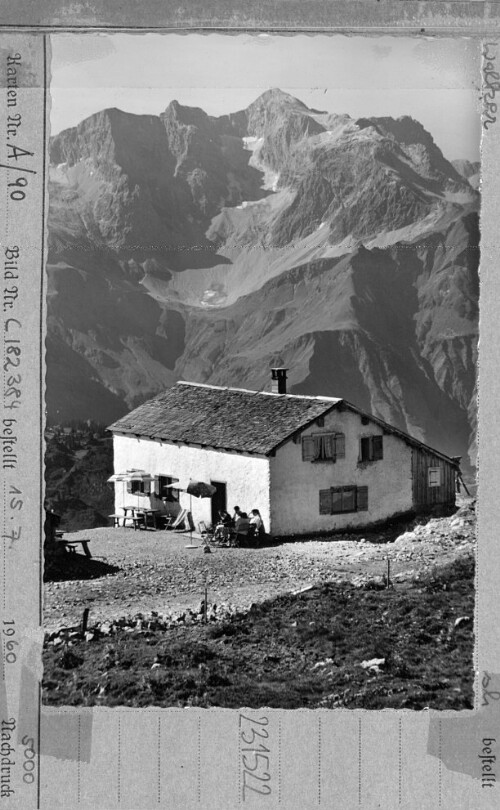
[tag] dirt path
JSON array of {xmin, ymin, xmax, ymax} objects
[{"xmin": 44, "ymin": 501, "xmax": 475, "ymax": 630}]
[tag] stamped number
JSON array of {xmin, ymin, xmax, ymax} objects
[{"xmin": 239, "ymin": 714, "xmax": 271, "ymax": 800}]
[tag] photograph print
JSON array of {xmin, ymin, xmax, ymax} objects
[{"xmin": 42, "ymin": 33, "xmax": 479, "ymax": 711}]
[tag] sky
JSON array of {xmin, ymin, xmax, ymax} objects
[{"xmin": 50, "ymin": 33, "xmax": 482, "ymax": 162}]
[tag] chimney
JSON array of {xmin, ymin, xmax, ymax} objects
[{"xmin": 271, "ymin": 367, "xmax": 288, "ymax": 395}]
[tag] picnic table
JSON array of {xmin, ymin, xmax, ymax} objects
[
  {"xmin": 109, "ymin": 507, "xmax": 162, "ymax": 530},
  {"xmin": 135, "ymin": 508, "xmax": 161, "ymax": 530},
  {"xmin": 109, "ymin": 506, "xmax": 141, "ymax": 529}
]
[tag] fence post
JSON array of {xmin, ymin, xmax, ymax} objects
[{"xmin": 81, "ymin": 607, "xmax": 90, "ymax": 634}]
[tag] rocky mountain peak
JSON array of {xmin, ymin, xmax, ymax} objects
[
  {"xmin": 355, "ymin": 114, "xmax": 468, "ymax": 188},
  {"xmin": 249, "ymin": 87, "xmax": 309, "ymax": 110},
  {"xmin": 248, "ymin": 90, "xmax": 323, "ymax": 125},
  {"xmin": 161, "ymin": 99, "xmax": 212, "ymax": 130},
  {"xmin": 357, "ymin": 114, "xmax": 431, "ymax": 144}
]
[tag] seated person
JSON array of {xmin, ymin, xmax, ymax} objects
[
  {"xmin": 214, "ymin": 511, "xmax": 232, "ymax": 543},
  {"xmin": 249, "ymin": 509, "xmax": 266, "ymax": 543},
  {"xmin": 219, "ymin": 510, "xmax": 233, "ymax": 527},
  {"xmin": 232, "ymin": 511, "xmax": 250, "ymax": 546}
]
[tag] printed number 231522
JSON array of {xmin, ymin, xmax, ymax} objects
[{"xmin": 239, "ymin": 713, "xmax": 271, "ymax": 800}]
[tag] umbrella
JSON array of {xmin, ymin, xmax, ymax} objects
[
  {"xmin": 166, "ymin": 479, "xmax": 216, "ymax": 547},
  {"xmin": 108, "ymin": 469, "xmax": 154, "ymax": 508},
  {"xmin": 108, "ymin": 469, "xmax": 154, "ymax": 485},
  {"xmin": 107, "ymin": 472, "xmax": 129, "ymax": 510},
  {"xmin": 187, "ymin": 481, "xmax": 216, "ymax": 499}
]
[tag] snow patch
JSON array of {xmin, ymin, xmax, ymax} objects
[
  {"xmin": 241, "ymin": 135, "xmax": 279, "ymax": 192},
  {"xmin": 242, "ymin": 136, "xmax": 263, "ymax": 150},
  {"xmin": 236, "ymin": 199, "xmax": 265, "ymax": 210},
  {"xmin": 443, "ymin": 190, "xmax": 477, "ymax": 205},
  {"xmin": 201, "ymin": 288, "xmax": 227, "ymax": 307}
]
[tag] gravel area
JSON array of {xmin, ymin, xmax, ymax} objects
[{"xmin": 44, "ymin": 501, "xmax": 475, "ymax": 630}]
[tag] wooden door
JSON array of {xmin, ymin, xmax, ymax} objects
[{"xmin": 210, "ymin": 481, "xmax": 227, "ymax": 524}]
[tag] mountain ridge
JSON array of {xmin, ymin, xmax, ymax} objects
[{"xmin": 46, "ymin": 90, "xmax": 479, "ymax": 473}]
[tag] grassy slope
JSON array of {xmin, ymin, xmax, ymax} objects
[{"xmin": 43, "ymin": 554, "xmax": 473, "ymax": 710}]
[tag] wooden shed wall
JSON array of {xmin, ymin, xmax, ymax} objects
[{"xmin": 411, "ymin": 448, "xmax": 456, "ymax": 509}]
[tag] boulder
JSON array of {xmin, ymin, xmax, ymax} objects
[{"xmin": 360, "ymin": 657, "xmax": 385, "ymax": 674}]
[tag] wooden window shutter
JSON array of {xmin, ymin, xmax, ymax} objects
[
  {"xmin": 335, "ymin": 433, "xmax": 345, "ymax": 459},
  {"xmin": 357, "ymin": 486, "xmax": 369, "ymax": 511},
  {"xmin": 126, "ymin": 480, "xmax": 132, "ymax": 493},
  {"xmin": 302, "ymin": 436, "xmax": 316, "ymax": 461},
  {"xmin": 428, "ymin": 467, "xmax": 441, "ymax": 487},
  {"xmin": 324, "ymin": 434, "xmax": 334, "ymax": 458},
  {"xmin": 319, "ymin": 489, "xmax": 332, "ymax": 514},
  {"xmin": 331, "ymin": 487, "xmax": 343, "ymax": 513},
  {"xmin": 373, "ymin": 436, "xmax": 383, "ymax": 460}
]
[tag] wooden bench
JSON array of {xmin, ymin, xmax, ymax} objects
[
  {"xmin": 109, "ymin": 513, "xmax": 146, "ymax": 529},
  {"xmin": 55, "ymin": 536, "xmax": 92, "ymax": 558},
  {"xmin": 66, "ymin": 539, "xmax": 92, "ymax": 557}
]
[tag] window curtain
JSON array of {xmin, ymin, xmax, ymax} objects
[
  {"xmin": 303, "ymin": 433, "xmax": 345, "ymax": 462},
  {"xmin": 315, "ymin": 435, "xmax": 334, "ymax": 461}
]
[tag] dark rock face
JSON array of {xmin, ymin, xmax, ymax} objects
[{"xmin": 47, "ymin": 90, "xmax": 479, "ymax": 472}]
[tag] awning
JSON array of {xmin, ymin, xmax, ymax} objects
[{"xmin": 107, "ymin": 469, "xmax": 155, "ymax": 483}]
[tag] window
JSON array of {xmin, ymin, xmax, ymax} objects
[
  {"xmin": 127, "ymin": 480, "xmax": 150, "ymax": 495},
  {"xmin": 319, "ymin": 486, "xmax": 368, "ymax": 514},
  {"xmin": 360, "ymin": 435, "xmax": 383, "ymax": 462},
  {"xmin": 157, "ymin": 475, "xmax": 179, "ymax": 502},
  {"xmin": 302, "ymin": 433, "xmax": 345, "ymax": 462},
  {"xmin": 428, "ymin": 467, "xmax": 441, "ymax": 488}
]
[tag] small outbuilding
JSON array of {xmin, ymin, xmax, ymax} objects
[{"xmin": 108, "ymin": 369, "xmax": 459, "ymax": 537}]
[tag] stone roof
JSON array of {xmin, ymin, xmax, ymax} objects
[
  {"xmin": 109, "ymin": 381, "xmax": 459, "ymax": 465},
  {"xmin": 108, "ymin": 382, "xmax": 341, "ymax": 455}
]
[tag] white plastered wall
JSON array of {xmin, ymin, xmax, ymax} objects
[
  {"xmin": 269, "ymin": 408, "xmax": 413, "ymax": 536},
  {"xmin": 112, "ymin": 434, "xmax": 271, "ymax": 530}
]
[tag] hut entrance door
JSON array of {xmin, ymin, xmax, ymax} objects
[{"xmin": 210, "ymin": 481, "xmax": 227, "ymax": 524}]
